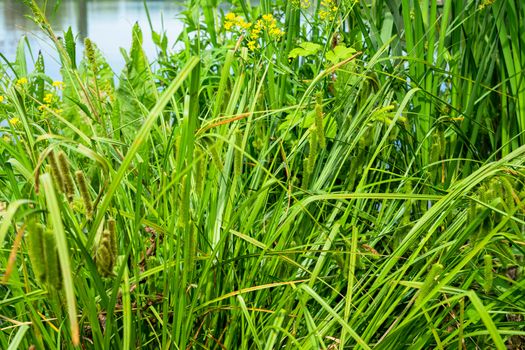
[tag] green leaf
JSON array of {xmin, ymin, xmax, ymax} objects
[
  {"xmin": 116, "ymin": 22, "xmax": 159, "ymax": 130},
  {"xmin": 468, "ymin": 291, "xmax": 506, "ymax": 349},
  {"xmin": 326, "ymin": 45, "xmax": 357, "ymax": 64},
  {"xmin": 7, "ymin": 324, "xmax": 29, "ymax": 350},
  {"xmin": 0, "ymin": 200, "xmax": 33, "ymax": 249},
  {"xmin": 32, "ymin": 51, "xmax": 46, "ymax": 101},
  {"xmin": 288, "ymin": 42, "xmax": 322, "ymax": 59},
  {"xmin": 301, "ymin": 285, "xmax": 371, "ymax": 350},
  {"xmin": 14, "ymin": 36, "xmax": 28, "ymax": 78},
  {"xmin": 41, "ymin": 174, "xmax": 79, "ymax": 345},
  {"xmin": 64, "ymin": 27, "xmax": 76, "ymax": 69},
  {"xmin": 151, "ymin": 30, "xmax": 168, "ymax": 53}
]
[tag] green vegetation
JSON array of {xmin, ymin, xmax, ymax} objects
[{"xmin": 1, "ymin": 0, "xmax": 524, "ymax": 348}]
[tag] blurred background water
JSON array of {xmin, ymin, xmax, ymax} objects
[{"xmin": 0, "ymin": 0, "xmax": 185, "ymax": 78}]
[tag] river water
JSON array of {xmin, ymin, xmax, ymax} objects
[{"xmin": 0, "ymin": 0, "xmax": 185, "ymax": 78}]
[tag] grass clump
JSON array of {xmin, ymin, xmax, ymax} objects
[{"xmin": 0, "ymin": 0, "xmax": 525, "ymax": 349}]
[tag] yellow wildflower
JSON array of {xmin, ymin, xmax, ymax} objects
[
  {"xmin": 38, "ymin": 105, "xmax": 46, "ymax": 111},
  {"xmin": 238, "ymin": 19, "xmax": 252, "ymax": 29},
  {"xmin": 251, "ymin": 20, "xmax": 263, "ymax": 38},
  {"xmin": 224, "ymin": 13, "xmax": 252, "ymax": 33},
  {"xmin": 290, "ymin": 0, "xmax": 310, "ymax": 9},
  {"xmin": 43, "ymin": 93, "xmax": 54, "ymax": 104},
  {"xmin": 0, "ymin": 96, "xmax": 4, "ymax": 103},
  {"xmin": 478, "ymin": 0, "xmax": 496, "ymax": 10},
  {"xmin": 52, "ymin": 81, "xmax": 64, "ymax": 89},
  {"xmin": 246, "ymin": 14, "xmax": 285, "ymax": 44},
  {"xmin": 8, "ymin": 118, "xmax": 20, "ymax": 126},
  {"xmin": 247, "ymin": 40, "xmax": 258, "ymax": 51},
  {"xmin": 291, "ymin": 0, "xmax": 311, "ymax": 8},
  {"xmin": 262, "ymin": 14, "xmax": 274, "ymax": 22},
  {"xmin": 320, "ymin": 0, "xmax": 338, "ymax": 21},
  {"xmin": 224, "ymin": 21, "xmax": 234, "ymax": 30},
  {"xmin": 16, "ymin": 77, "xmax": 28, "ymax": 86},
  {"xmin": 269, "ymin": 28, "xmax": 284, "ymax": 38}
]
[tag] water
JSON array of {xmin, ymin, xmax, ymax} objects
[{"xmin": 0, "ymin": 0, "xmax": 185, "ymax": 78}]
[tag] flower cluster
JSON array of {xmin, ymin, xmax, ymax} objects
[
  {"xmin": 319, "ymin": 0, "xmax": 338, "ymax": 21},
  {"xmin": 15, "ymin": 77, "xmax": 28, "ymax": 86},
  {"xmin": 224, "ymin": 12, "xmax": 285, "ymax": 51},
  {"xmin": 250, "ymin": 14, "xmax": 285, "ymax": 51},
  {"xmin": 478, "ymin": 0, "xmax": 496, "ymax": 10},
  {"xmin": 8, "ymin": 117, "xmax": 20, "ymax": 127},
  {"xmin": 43, "ymin": 93, "xmax": 54, "ymax": 105},
  {"xmin": 52, "ymin": 80, "xmax": 64, "ymax": 90},
  {"xmin": 291, "ymin": 0, "xmax": 311, "ymax": 9},
  {"xmin": 38, "ymin": 81, "xmax": 64, "ymax": 114},
  {"xmin": 258, "ymin": 14, "xmax": 285, "ymax": 39},
  {"xmin": 224, "ymin": 12, "xmax": 251, "ymax": 32}
]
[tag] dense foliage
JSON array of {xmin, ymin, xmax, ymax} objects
[{"xmin": 1, "ymin": 0, "xmax": 524, "ymax": 348}]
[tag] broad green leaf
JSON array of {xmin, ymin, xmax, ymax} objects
[
  {"xmin": 326, "ymin": 45, "xmax": 358, "ymax": 64},
  {"xmin": 289, "ymin": 42, "xmax": 322, "ymax": 59}
]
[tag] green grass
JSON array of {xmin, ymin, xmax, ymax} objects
[{"xmin": 1, "ymin": 0, "xmax": 525, "ymax": 348}]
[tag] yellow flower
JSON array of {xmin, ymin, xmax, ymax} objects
[
  {"xmin": 224, "ymin": 21, "xmax": 234, "ymax": 30},
  {"xmin": 238, "ymin": 19, "xmax": 252, "ymax": 29},
  {"xmin": 247, "ymin": 40, "xmax": 258, "ymax": 51},
  {"xmin": 43, "ymin": 93, "xmax": 54, "ymax": 104},
  {"xmin": 269, "ymin": 28, "xmax": 283, "ymax": 38},
  {"xmin": 319, "ymin": 0, "xmax": 338, "ymax": 20},
  {"xmin": 224, "ymin": 13, "xmax": 252, "ymax": 34},
  {"xmin": 38, "ymin": 105, "xmax": 46, "ymax": 111},
  {"xmin": 16, "ymin": 77, "xmax": 28, "ymax": 86},
  {"xmin": 291, "ymin": 0, "xmax": 311, "ymax": 8},
  {"xmin": 52, "ymin": 81, "xmax": 64, "ymax": 89},
  {"xmin": 0, "ymin": 96, "xmax": 4, "ymax": 103},
  {"xmin": 478, "ymin": 0, "xmax": 496, "ymax": 10},
  {"xmin": 247, "ymin": 14, "xmax": 284, "ymax": 42},
  {"xmin": 262, "ymin": 14, "xmax": 274, "ymax": 22},
  {"xmin": 8, "ymin": 118, "xmax": 20, "ymax": 126},
  {"xmin": 255, "ymin": 20, "xmax": 263, "ymax": 29}
]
